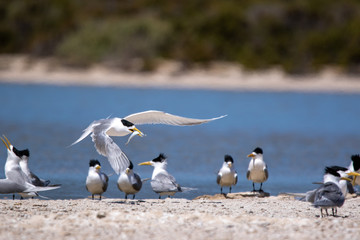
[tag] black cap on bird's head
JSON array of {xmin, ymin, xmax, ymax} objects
[
  {"xmin": 351, "ymin": 154, "xmax": 360, "ymax": 171},
  {"xmin": 153, "ymin": 153, "xmax": 167, "ymax": 163},
  {"xmin": 324, "ymin": 166, "xmax": 342, "ymax": 177},
  {"xmin": 12, "ymin": 147, "xmax": 30, "ymax": 158},
  {"xmin": 121, "ymin": 119, "xmax": 134, "ymax": 127},
  {"xmin": 128, "ymin": 161, "xmax": 134, "ymax": 170},
  {"xmin": 253, "ymin": 147, "xmax": 263, "ymax": 154},
  {"xmin": 89, "ymin": 159, "xmax": 101, "ymax": 167},
  {"xmin": 224, "ymin": 155, "xmax": 234, "ymax": 163}
]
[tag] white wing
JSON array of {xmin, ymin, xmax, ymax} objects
[
  {"xmin": 71, "ymin": 120, "xmax": 103, "ymax": 146},
  {"xmin": 124, "ymin": 110, "xmax": 226, "ymax": 126},
  {"xmin": 91, "ymin": 122, "xmax": 130, "ymax": 175}
]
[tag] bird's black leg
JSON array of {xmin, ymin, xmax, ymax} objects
[
  {"xmin": 259, "ymin": 183, "xmax": 263, "ymax": 192},
  {"xmin": 133, "ymin": 195, "xmax": 135, "ymax": 200},
  {"xmin": 220, "ymin": 187, "xmax": 223, "ymax": 194},
  {"xmin": 229, "ymin": 186, "xmax": 232, "ymax": 193},
  {"xmin": 100, "ymin": 195, "xmax": 102, "ymax": 200},
  {"xmin": 125, "ymin": 194, "xmax": 128, "ymax": 200},
  {"xmin": 159, "ymin": 195, "xmax": 161, "ymax": 199},
  {"xmin": 92, "ymin": 194, "xmax": 94, "ymax": 200},
  {"xmin": 325, "ymin": 209, "xmax": 329, "ymax": 216},
  {"xmin": 20, "ymin": 196, "xmax": 24, "ymax": 200},
  {"xmin": 252, "ymin": 182, "xmax": 256, "ymax": 192},
  {"xmin": 12, "ymin": 194, "xmax": 15, "ymax": 200}
]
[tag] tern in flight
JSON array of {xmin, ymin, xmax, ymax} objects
[{"xmin": 72, "ymin": 110, "xmax": 225, "ymax": 174}]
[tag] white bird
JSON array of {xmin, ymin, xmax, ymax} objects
[
  {"xmin": 246, "ymin": 147, "xmax": 268, "ymax": 192},
  {"xmin": 117, "ymin": 161, "xmax": 142, "ymax": 199},
  {"xmin": 139, "ymin": 153, "xmax": 182, "ymax": 199},
  {"xmin": 71, "ymin": 110, "xmax": 226, "ymax": 174},
  {"xmin": 86, "ymin": 159, "xmax": 109, "ymax": 200},
  {"xmin": 16, "ymin": 148, "xmax": 51, "ymax": 187},
  {"xmin": 302, "ymin": 166, "xmax": 351, "ymax": 203},
  {"xmin": 1, "ymin": 136, "xmax": 61, "ymax": 199},
  {"xmin": 313, "ymin": 166, "xmax": 360, "ymax": 217},
  {"xmin": 217, "ymin": 155, "xmax": 237, "ymax": 194}
]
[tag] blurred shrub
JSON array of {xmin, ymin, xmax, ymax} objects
[
  {"xmin": 0, "ymin": 0, "xmax": 75, "ymax": 55},
  {"xmin": 56, "ymin": 17, "xmax": 172, "ymax": 70},
  {"xmin": 2, "ymin": 0, "xmax": 360, "ymax": 73}
]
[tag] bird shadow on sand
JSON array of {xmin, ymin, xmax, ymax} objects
[
  {"xmin": 108, "ymin": 199, "xmax": 146, "ymax": 204},
  {"xmin": 194, "ymin": 191, "xmax": 270, "ymax": 200}
]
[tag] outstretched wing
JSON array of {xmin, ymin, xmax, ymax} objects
[
  {"xmin": 124, "ymin": 110, "xmax": 226, "ymax": 126},
  {"xmin": 71, "ymin": 120, "xmax": 104, "ymax": 146},
  {"xmin": 91, "ymin": 123, "xmax": 130, "ymax": 175}
]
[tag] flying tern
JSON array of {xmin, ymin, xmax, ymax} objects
[
  {"xmin": 217, "ymin": 155, "xmax": 237, "ymax": 194},
  {"xmin": 246, "ymin": 147, "xmax": 268, "ymax": 192},
  {"xmin": 86, "ymin": 159, "xmax": 109, "ymax": 200},
  {"xmin": 71, "ymin": 110, "xmax": 226, "ymax": 174},
  {"xmin": 117, "ymin": 161, "xmax": 142, "ymax": 199}
]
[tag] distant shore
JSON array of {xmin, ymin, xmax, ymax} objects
[
  {"xmin": 0, "ymin": 194, "xmax": 359, "ymax": 240},
  {"xmin": 1, "ymin": 55, "xmax": 360, "ymax": 93}
]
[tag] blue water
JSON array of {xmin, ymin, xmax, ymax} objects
[{"xmin": 0, "ymin": 82, "xmax": 359, "ymax": 200}]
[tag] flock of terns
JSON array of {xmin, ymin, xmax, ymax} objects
[{"xmin": 1, "ymin": 110, "xmax": 359, "ymax": 218}]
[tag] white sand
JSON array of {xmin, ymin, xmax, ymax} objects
[
  {"xmin": 0, "ymin": 194, "xmax": 359, "ymax": 240},
  {"xmin": 1, "ymin": 55, "xmax": 360, "ymax": 93}
]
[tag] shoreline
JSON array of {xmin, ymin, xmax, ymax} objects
[
  {"xmin": 0, "ymin": 194, "xmax": 359, "ymax": 239},
  {"xmin": 1, "ymin": 55, "xmax": 360, "ymax": 93}
]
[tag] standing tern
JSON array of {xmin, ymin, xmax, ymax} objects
[
  {"xmin": 1, "ymin": 136, "xmax": 61, "ymax": 198},
  {"xmin": 313, "ymin": 166, "xmax": 360, "ymax": 217},
  {"xmin": 139, "ymin": 153, "xmax": 182, "ymax": 199},
  {"xmin": 217, "ymin": 155, "xmax": 237, "ymax": 194},
  {"xmin": 71, "ymin": 110, "xmax": 226, "ymax": 174},
  {"xmin": 246, "ymin": 147, "xmax": 268, "ymax": 192},
  {"xmin": 86, "ymin": 159, "xmax": 109, "ymax": 200},
  {"xmin": 117, "ymin": 161, "xmax": 142, "ymax": 199},
  {"xmin": 17, "ymin": 148, "xmax": 51, "ymax": 187}
]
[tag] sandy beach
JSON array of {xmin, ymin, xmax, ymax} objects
[
  {"xmin": 1, "ymin": 55, "xmax": 360, "ymax": 239},
  {"xmin": 1, "ymin": 55, "xmax": 360, "ymax": 93},
  {"xmin": 0, "ymin": 193, "xmax": 359, "ymax": 240}
]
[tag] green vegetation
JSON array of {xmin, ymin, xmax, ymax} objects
[{"xmin": 1, "ymin": 0, "xmax": 360, "ymax": 73}]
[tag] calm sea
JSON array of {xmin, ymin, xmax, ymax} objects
[{"xmin": 0, "ymin": 83, "xmax": 359, "ymax": 199}]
